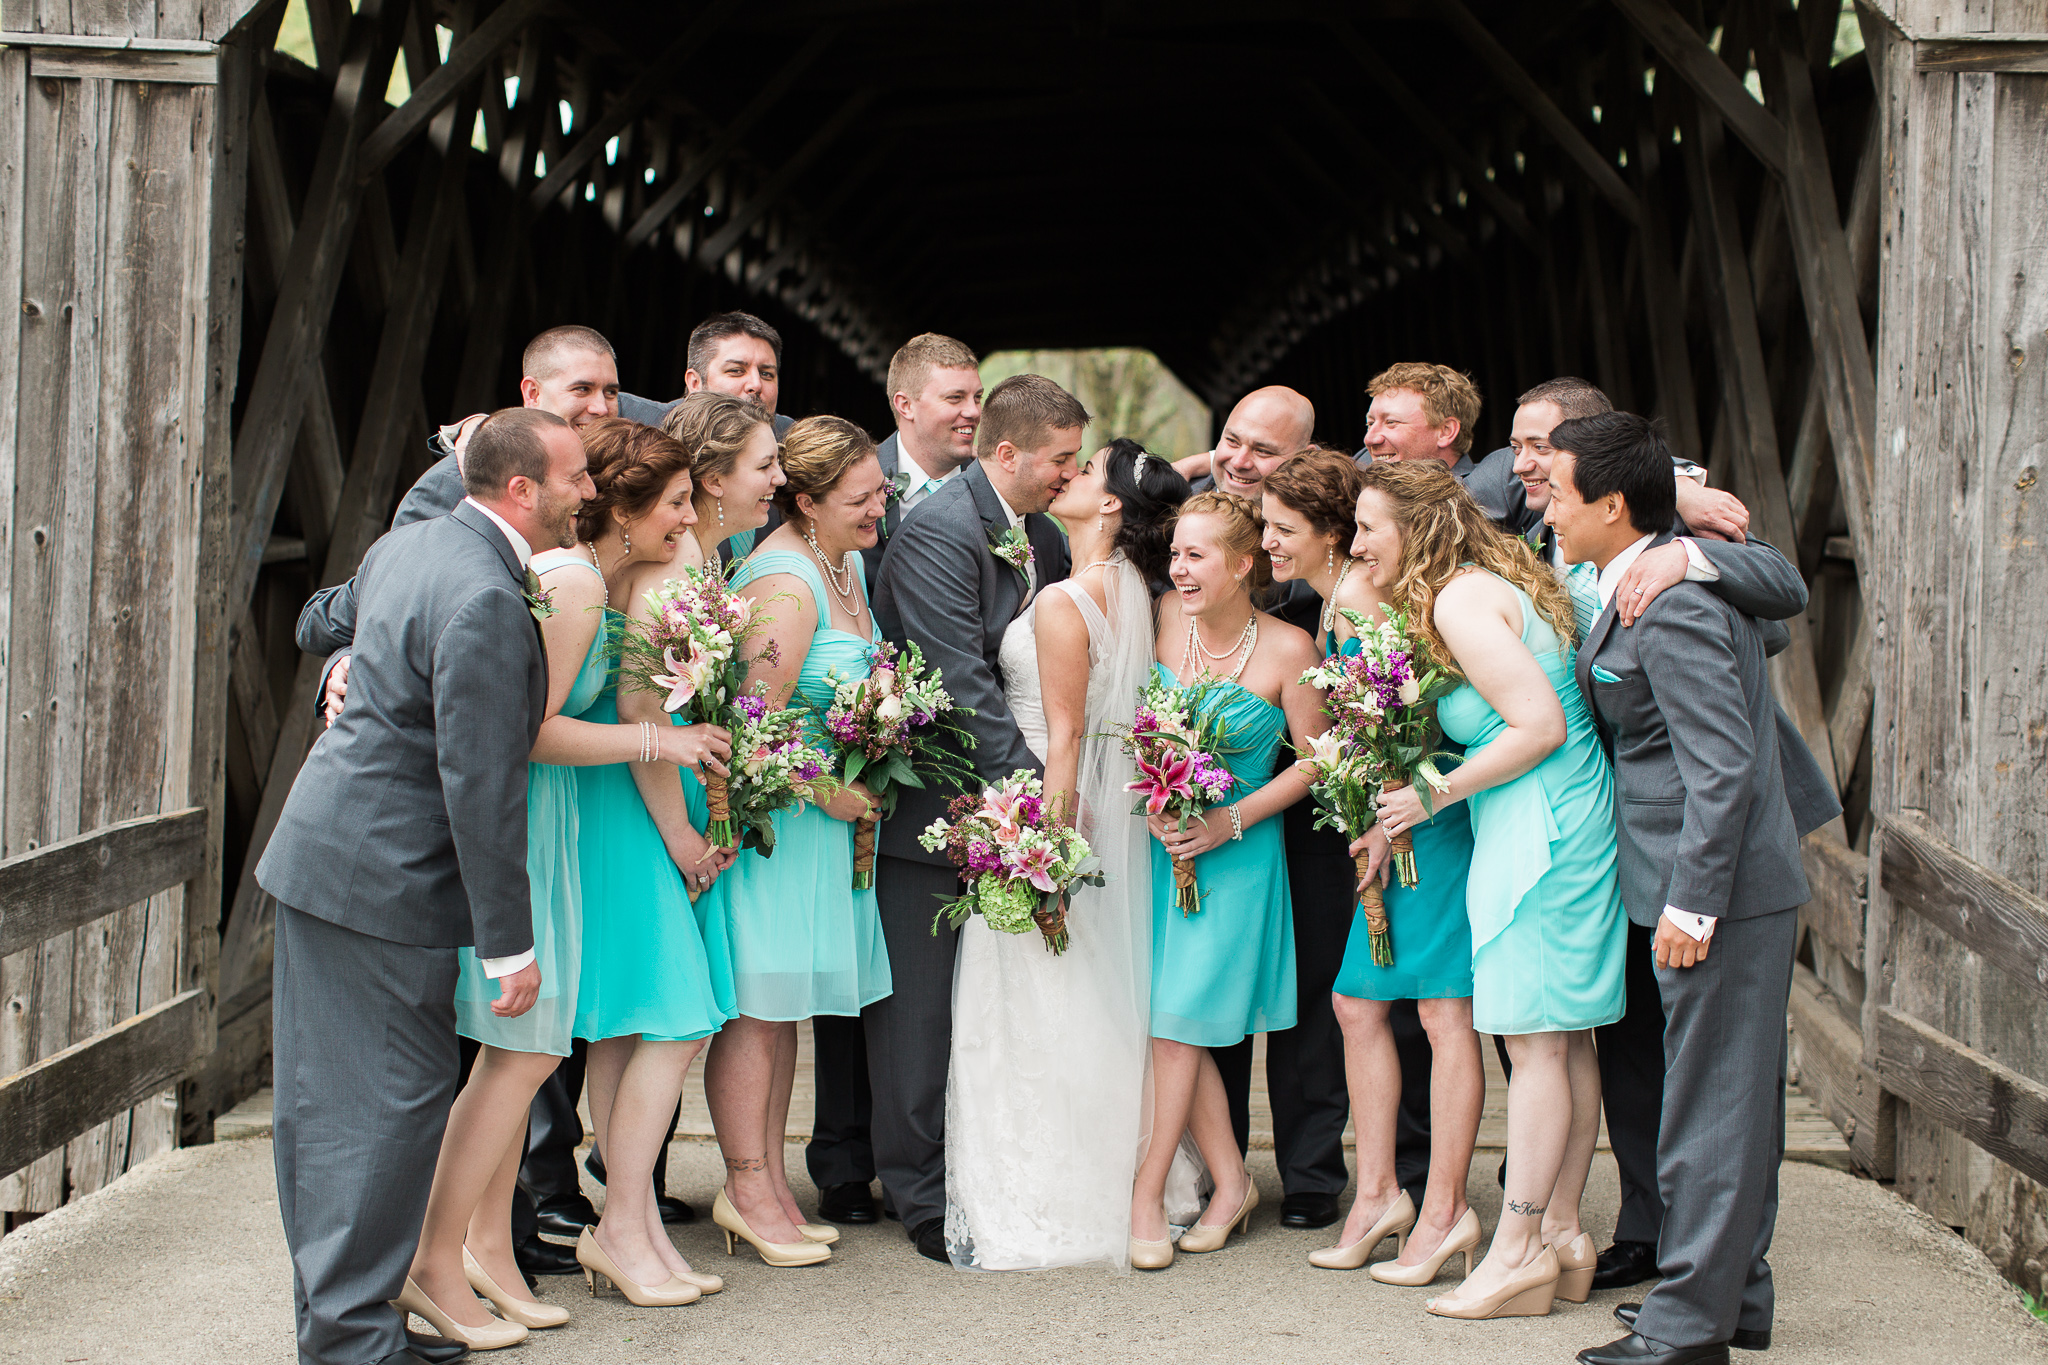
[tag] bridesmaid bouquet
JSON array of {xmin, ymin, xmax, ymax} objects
[
  {"xmin": 1114, "ymin": 675, "xmax": 1242, "ymax": 918},
  {"xmin": 1297, "ymin": 607, "xmax": 1458, "ymax": 965},
  {"xmin": 617, "ymin": 564, "xmax": 780, "ymax": 848},
  {"xmin": 724, "ymin": 691, "xmax": 840, "ymax": 857},
  {"xmin": 918, "ymin": 771, "xmax": 1102, "ymax": 955},
  {"xmin": 822, "ymin": 641, "xmax": 979, "ymax": 889}
]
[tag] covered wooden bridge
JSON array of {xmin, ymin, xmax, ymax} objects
[{"xmin": 1, "ymin": 0, "xmax": 2044, "ymax": 1299}]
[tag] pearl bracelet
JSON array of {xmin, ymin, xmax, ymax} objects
[
  {"xmin": 637, "ymin": 721, "xmax": 656, "ymax": 763},
  {"xmin": 1228, "ymin": 804, "xmax": 1244, "ymax": 841}
]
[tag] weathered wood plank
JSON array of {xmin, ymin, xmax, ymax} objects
[
  {"xmin": 26, "ymin": 46, "xmax": 213, "ymax": 79},
  {"xmin": 1802, "ymin": 831, "xmax": 1870, "ymax": 963},
  {"xmin": 1882, "ymin": 812, "xmax": 2048, "ymax": 1002},
  {"xmin": 1609, "ymin": 0, "xmax": 1788, "ymax": 174},
  {"xmin": 0, "ymin": 808, "xmax": 204, "ymax": 960},
  {"xmin": 1788, "ymin": 961, "xmax": 1894, "ymax": 1175},
  {"xmin": 1917, "ymin": 37, "xmax": 2048, "ymax": 70},
  {"xmin": 0, "ymin": 986, "xmax": 207, "ymax": 1179},
  {"xmin": 354, "ymin": 0, "xmax": 544, "ymax": 180},
  {"xmin": 1876, "ymin": 1004, "xmax": 2048, "ymax": 1188}
]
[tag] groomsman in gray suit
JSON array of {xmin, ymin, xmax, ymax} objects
[
  {"xmin": 617, "ymin": 310, "xmax": 796, "ymax": 439},
  {"xmin": 1548, "ymin": 412, "xmax": 1834, "ymax": 1365},
  {"xmin": 807, "ymin": 333, "xmax": 985, "ymax": 1227},
  {"xmin": 260, "ymin": 408, "xmax": 593, "ymax": 1365},
  {"xmin": 868, "ymin": 373, "xmax": 1084, "ymax": 1260}
]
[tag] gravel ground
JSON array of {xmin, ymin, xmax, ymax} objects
[{"xmin": 2, "ymin": 1136, "xmax": 2043, "ymax": 1365}]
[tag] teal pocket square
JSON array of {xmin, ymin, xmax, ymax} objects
[{"xmin": 1592, "ymin": 665, "xmax": 1624, "ymax": 683}]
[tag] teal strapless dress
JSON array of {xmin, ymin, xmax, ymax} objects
[
  {"xmin": 716, "ymin": 551, "xmax": 892, "ymax": 1021},
  {"xmin": 1148, "ymin": 663, "xmax": 1297, "ymax": 1047},
  {"xmin": 571, "ymin": 609, "xmax": 737, "ymax": 1044},
  {"xmin": 1436, "ymin": 577, "xmax": 1626, "ymax": 1034},
  {"xmin": 1325, "ymin": 631, "xmax": 1477, "ymax": 1002},
  {"xmin": 455, "ymin": 554, "xmax": 610, "ymax": 1056}
]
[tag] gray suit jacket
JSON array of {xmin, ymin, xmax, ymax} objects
[
  {"xmin": 872, "ymin": 459, "xmax": 1071, "ymax": 865},
  {"xmin": 259, "ymin": 502, "xmax": 547, "ymax": 956},
  {"xmin": 1577, "ymin": 534, "xmax": 1816, "ymax": 927},
  {"xmin": 619, "ymin": 390, "xmax": 794, "ymax": 438}
]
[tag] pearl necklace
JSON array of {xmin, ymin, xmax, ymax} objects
[
  {"xmin": 803, "ymin": 528, "xmax": 862, "ymax": 611},
  {"xmin": 1319, "ymin": 557, "xmax": 1354, "ymax": 638},
  {"xmin": 1183, "ymin": 611, "xmax": 1258, "ymax": 683},
  {"xmin": 583, "ymin": 542, "xmax": 610, "ymax": 609}
]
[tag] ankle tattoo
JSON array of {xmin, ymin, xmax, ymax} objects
[
  {"xmin": 723, "ymin": 1156, "xmax": 769, "ymax": 1173},
  {"xmin": 1504, "ymin": 1198, "xmax": 1546, "ymax": 1217}
]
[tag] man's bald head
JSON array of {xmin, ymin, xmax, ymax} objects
[{"xmin": 1213, "ymin": 385, "xmax": 1315, "ymax": 502}]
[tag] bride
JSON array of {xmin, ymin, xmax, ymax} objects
[{"xmin": 943, "ymin": 439, "xmax": 1193, "ymax": 1272}]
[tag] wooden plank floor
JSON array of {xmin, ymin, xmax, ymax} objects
[{"xmin": 670, "ymin": 1020, "xmax": 1854, "ymax": 1167}]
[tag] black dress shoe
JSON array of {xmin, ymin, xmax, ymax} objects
[
  {"xmin": 656, "ymin": 1193, "xmax": 696, "ymax": 1224},
  {"xmin": 402, "ymin": 1331, "xmax": 471, "ymax": 1365},
  {"xmin": 514, "ymin": 1232, "xmax": 581, "ymax": 1278},
  {"xmin": 374, "ymin": 1352, "xmax": 441, "ymax": 1365},
  {"xmin": 532, "ymin": 1195, "xmax": 597, "ymax": 1239},
  {"xmin": 1577, "ymin": 1333, "xmax": 1730, "ymax": 1365},
  {"xmin": 910, "ymin": 1216, "xmax": 949, "ymax": 1263},
  {"xmin": 1616, "ymin": 1305, "xmax": 1770, "ymax": 1352},
  {"xmin": 1592, "ymin": 1240, "xmax": 1661, "ymax": 1291},
  {"xmin": 818, "ymin": 1181, "xmax": 879, "ymax": 1224},
  {"xmin": 1278, "ymin": 1192, "xmax": 1341, "ymax": 1229}
]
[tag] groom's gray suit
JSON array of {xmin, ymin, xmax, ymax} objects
[
  {"xmin": 866, "ymin": 459, "xmax": 1070, "ymax": 1231},
  {"xmin": 1577, "ymin": 531, "xmax": 1837, "ymax": 1352},
  {"xmin": 259, "ymin": 500, "xmax": 546, "ymax": 1364}
]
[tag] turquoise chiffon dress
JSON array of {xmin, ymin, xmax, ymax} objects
[
  {"xmin": 717, "ymin": 550, "xmax": 892, "ymax": 1021},
  {"xmin": 1326, "ymin": 629, "xmax": 1477, "ymax": 1003},
  {"xmin": 571, "ymin": 605, "xmax": 737, "ymax": 1044},
  {"xmin": 1436, "ymin": 576, "xmax": 1626, "ymax": 1035},
  {"xmin": 454, "ymin": 552, "xmax": 609, "ymax": 1055},
  {"xmin": 1147, "ymin": 663, "xmax": 1297, "ymax": 1047}
]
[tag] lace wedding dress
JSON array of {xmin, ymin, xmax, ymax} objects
[{"xmin": 943, "ymin": 557, "xmax": 1200, "ymax": 1273}]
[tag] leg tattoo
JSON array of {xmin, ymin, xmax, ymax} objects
[{"xmin": 1504, "ymin": 1198, "xmax": 1546, "ymax": 1217}]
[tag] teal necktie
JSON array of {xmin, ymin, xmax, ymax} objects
[{"xmin": 1568, "ymin": 562, "xmax": 1602, "ymax": 642}]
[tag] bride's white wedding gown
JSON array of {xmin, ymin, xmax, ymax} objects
[{"xmin": 943, "ymin": 559, "xmax": 1198, "ymax": 1273}]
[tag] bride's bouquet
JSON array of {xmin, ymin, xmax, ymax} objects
[
  {"xmin": 723, "ymin": 692, "xmax": 839, "ymax": 856},
  {"xmin": 1113, "ymin": 675, "xmax": 1243, "ymax": 917},
  {"xmin": 1297, "ymin": 606, "xmax": 1458, "ymax": 965},
  {"xmin": 617, "ymin": 564, "xmax": 780, "ymax": 848},
  {"xmin": 821, "ymin": 641, "xmax": 978, "ymax": 889},
  {"xmin": 919, "ymin": 771, "xmax": 1102, "ymax": 955}
]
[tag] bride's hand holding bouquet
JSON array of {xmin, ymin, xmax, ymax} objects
[{"xmin": 919, "ymin": 771, "xmax": 1102, "ymax": 955}]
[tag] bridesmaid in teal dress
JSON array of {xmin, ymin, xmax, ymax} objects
[
  {"xmin": 1259, "ymin": 452, "xmax": 1484, "ymax": 1286},
  {"xmin": 1355, "ymin": 459, "xmax": 1624, "ymax": 1323},
  {"xmin": 704, "ymin": 416, "xmax": 893, "ymax": 1267},
  {"xmin": 1129, "ymin": 491, "xmax": 1329, "ymax": 1268},
  {"xmin": 569, "ymin": 414, "xmax": 762, "ymax": 1306}
]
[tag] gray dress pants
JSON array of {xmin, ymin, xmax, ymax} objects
[
  {"xmin": 1635, "ymin": 906, "xmax": 1796, "ymax": 1351},
  {"xmin": 272, "ymin": 902, "xmax": 459, "ymax": 1365},
  {"xmin": 862, "ymin": 855, "xmax": 962, "ymax": 1231}
]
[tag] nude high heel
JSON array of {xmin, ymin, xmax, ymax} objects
[
  {"xmin": 393, "ymin": 1276, "xmax": 529, "ymax": 1350},
  {"xmin": 669, "ymin": 1269, "xmax": 725, "ymax": 1295},
  {"xmin": 712, "ymin": 1189, "xmax": 831, "ymax": 1266},
  {"xmin": 1175, "ymin": 1175, "xmax": 1259, "ymax": 1253},
  {"xmin": 799, "ymin": 1222, "xmax": 841, "ymax": 1245},
  {"xmin": 1308, "ymin": 1191, "xmax": 1416, "ymax": 1270},
  {"xmin": 1129, "ymin": 1235, "xmax": 1176, "ymax": 1271},
  {"xmin": 1425, "ymin": 1243, "xmax": 1560, "ymax": 1320},
  {"xmin": 575, "ymin": 1228, "xmax": 701, "ymax": 1307},
  {"xmin": 1552, "ymin": 1232, "xmax": 1596, "ymax": 1304},
  {"xmin": 1369, "ymin": 1207, "xmax": 1481, "ymax": 1286},
  {"xmin": 462, "ymin": 1247, "xmax": 569, "ymax": 1328}
]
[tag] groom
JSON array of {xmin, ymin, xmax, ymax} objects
[
  {"xmin": 869, "ymin": 373, "xmax": 1086, "ymax": 1261},
  {"xmin": 260, "ymin": 408, "xmax": 589, "ymax": 1365},
  {"xmin": 1549, "ymin": 412, "xmax": 1824, "ymax": 1365}
]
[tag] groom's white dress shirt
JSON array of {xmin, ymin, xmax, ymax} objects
[
  {"xmin": 462, "ymin": 496, "xmax": 540, "ymax": 981},
  {"xmin": 991, "ymin": 481, "xmax": 1038, "ymax": 604},
  {"xmin": 1597, "ymin": 532, "xmax": 1718, "ymax": 946}
]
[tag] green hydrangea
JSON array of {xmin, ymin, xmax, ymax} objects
[{"xmin": 976, "ymin": 875, "xmax": 1039, "ymax": 935}]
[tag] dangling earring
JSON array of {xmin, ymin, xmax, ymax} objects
[
  {"xmin": 1097, "ymin": 514, "xmax": 1105, "ymax": 533},
  {"xmin": 716, "ymin": 500, "xmax": 725, "ymax": 527},
  {"xmin": 1325, "ymin": 545, "xmax": 1334, "ymax": 571},
  {"xmin": 623, "ymin": 525, "xmax": 633, "ymax": 554}
]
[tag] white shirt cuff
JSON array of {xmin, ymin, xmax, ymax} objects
[
  {"xmin": 479, "ymin": 948, "xmax": 535, "ymax": 978},
  {"xmin": 1661, "ymin": 906, "xmax": 1717, "ymax": 942},
  {"xmin": 1678, "ymin": 537, "xmax": 1721, "ymax": 583}
]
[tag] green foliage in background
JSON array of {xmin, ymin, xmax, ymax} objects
[{"xmin": 980, "ymin": 349, "xmax": 1210, "ymax": 461}]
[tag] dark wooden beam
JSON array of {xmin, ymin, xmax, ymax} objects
[
  {"xmin": 695, "ymin": 88, "xmax": 876, "ymax": 265},
  {"xmin": 1876, "ymin": 1005, "xmax": 2048, "ymax": 1188},
  {"xmin": 1881, "ymin": 812, "xmax": 2048, "ymax": 1004},
  {"xmin": 621, "ymin": 25, "xmax": 840, "ymax": 248},
  {"xmin": 1609, "ymin": 0, "xmax": 1788, "ymax": 175},
  {"xmin": 356, "ymin": 0, "xmax": 550, "ymax": 181}
]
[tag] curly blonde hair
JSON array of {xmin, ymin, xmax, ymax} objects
[
  {"xmin": 1173, "ymin": 489, "xmax": 1272, "ymax": 598},
  {"xmin": 659, "ymin": 391, "xmax": 773, "ymax": 509},
  {"xmin": 774, "ymin": 415, "xmax": 878, "ymax": 521},
  {"xmin": 1356, "ymin": 460, "xmax": 1575, "ymax": 678}
]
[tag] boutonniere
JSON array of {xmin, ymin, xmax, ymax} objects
[
  {"xmin": 988, "ymin": 525, "xmax": 1033, "ymax": 583},
  {"xmin": 523, "ymin": 567, "xmax": 556, "ymax": 623},
  {"xmin": 884, "ymin": 470, "xmax": 912, "ymax": 509}
]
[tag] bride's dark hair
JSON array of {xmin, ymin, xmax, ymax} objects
[{"xmin": 1098, "ymin": 437, "xmax": 1191, "ymax": 587}]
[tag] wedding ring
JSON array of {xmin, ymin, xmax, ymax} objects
[{"xmin": 1634, "ymin": 587, "xmax": 1644, "ymax": 594}]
